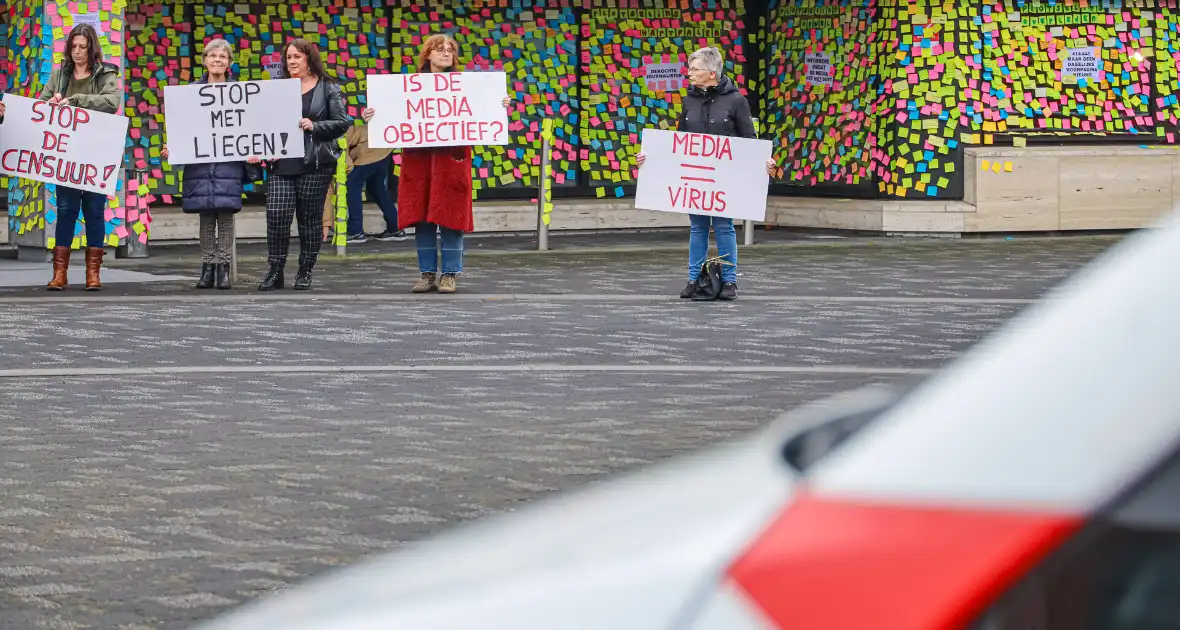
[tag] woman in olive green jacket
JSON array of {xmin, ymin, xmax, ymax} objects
[{"xmin": 41, "ymin": 23, "xmax": 122, "ymax": 291}]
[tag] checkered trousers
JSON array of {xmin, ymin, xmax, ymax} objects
[{"xmin": 265, "ymin": 169, "xmax": 335, "ymax": 269}]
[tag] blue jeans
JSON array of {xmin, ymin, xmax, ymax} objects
[
  {"xmin": 346, "ymin": 155, "xmax": 398, "ymax": 235},
  {"xmin": 688, "ymin": 214, "xmax": 737, "ymax": 284},
  {"xmin": 415, "ymin": 222, "xmax": 464, "ymax": 274},
  {"xmin": 55, "ymin": 186, "xmax": 106, "ymax": 247}
]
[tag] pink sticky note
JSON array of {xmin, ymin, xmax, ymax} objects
[{"xmin": 115, "ymin": 225, "xmax": 129, "ymax": 238}]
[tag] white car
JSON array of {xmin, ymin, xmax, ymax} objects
[{"xmin": 195, "ymin": 213, "xmax": 1180, "ymax": 630}]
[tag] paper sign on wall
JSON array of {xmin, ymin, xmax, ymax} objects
[
  {"xmin": 261, "ymin": 54, "xmax": 284, "ymax": 79},
  {"xmin": 162, "ymin": 78, "xmax": 304, "ymax": 164},
  {"xmin": 366, "ymin": 72, "xmax": 509, "ymax": 149},
  {"xmin": 0, "ymin": 94, "xmax": 128, "ymax": 195},
  {"xmin": 804, "ymin": 52, "xmax": 834, "ymax": 86},
  {"xmin": 644, "ymin": 62, "xmax": 684, "ymax": 93},
  {"xmin": 1062, "ymin": 47, "xmax": 1101, "ymax": 82},
  {"xmin": 71, "ymin": 13, "xmax": 103, "ymax": 35},
  {"xmin": 634, "ymin": 128, "xmax": 772, "ymax": 222}
]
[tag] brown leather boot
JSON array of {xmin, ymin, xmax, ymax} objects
[
  {"xmin": 46, "ymin": 246, "xmax": 70, "ymax": 291},
  {"xmin": 84, "ymin": 247, "xmax": 104, "ymax": 291}
]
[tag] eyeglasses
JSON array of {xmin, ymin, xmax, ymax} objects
[{"xmin": 688, "ymin": 66, "xmax": 709, "ymax": 73}]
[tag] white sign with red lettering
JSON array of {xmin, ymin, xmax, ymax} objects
[
  {"xmin": 634, "ymin": 128, "xmax": 771, "ymax": 222},
  {"xmin": 0, "ymin": 94, "xmax": 128, "ymax": 195},
  {"xmin": 366, "ymin": 71, "xmax": 509, "ymax": 149}
]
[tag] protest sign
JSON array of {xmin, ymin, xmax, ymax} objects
[
  {"xmin": 644, "ymin": 62, "xmax": 684, "ymax": 93},
  {"xmin": 366, "ymin": 71, "xmax": 509, "ymax": 149},
  {"xmin": 804, "ymin": 52, "xmax": 834, "ymax": 86},
  {"xmin": 634, "ymin": 128, "xmax": 771, "ymax": 222},
  {"xmin": 0, "ymin": 94, "xmax": 128, "ymax": 195},
  {"xmin": 162, "ymin": 78, "xmax": 303, "ymax": 164},
  {"xmin": 1062, "ymin": 47, "xmax": 1101, "ymax": 82}
]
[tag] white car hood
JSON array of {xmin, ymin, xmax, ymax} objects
[{"xmin": 192, "ymin": 431, "xmax": 795, "ymax": 630}]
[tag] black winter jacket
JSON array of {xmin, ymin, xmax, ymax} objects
[
  {"xmin": 299, "ymin": 80, "xmax": 351, "ymax": 171},
  {"xmin": 676, "ymin": 75, "xmax": 756, "ymax": 139},
  {"xmin": 179, "ymin": 76, "xmax": 263, "ymax": 214}
]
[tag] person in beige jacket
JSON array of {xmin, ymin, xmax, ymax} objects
[{"xmin": 343, "ymin": 122, "xmax": 404, "ymax": 242}]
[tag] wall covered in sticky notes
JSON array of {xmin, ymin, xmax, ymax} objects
[
  {"xmin": 388, "ymin": 1, "xmax": 579, "ymax": 196},
  {"xmin": 126, "ymin": 3, "xmax": 191, "ymax": 202},
  {"xmin": 581, "ymin": 2, "xmax": 750, "ymax": 198},
  {"xmin": 872, "ymin": 0, "xmax": 967, "ymax": 199},
  {"xmin": 1155, "ymin": 7, "xmax": 1180, "ymax": 143},
  {"xmin": 763, "ymin": 0, "xmax": 880, "ymax": 193},
  {"xmin": 979, "ymin": 2, "xmax": 1152, "ymax": 135}
]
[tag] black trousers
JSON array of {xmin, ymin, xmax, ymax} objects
[{"xmin": 266, "ymin": 169, "xmax": 334, "ymax": 269}]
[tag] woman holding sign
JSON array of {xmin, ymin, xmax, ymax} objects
[
  {"xmin": 635, "ymin": 47, "xmax": 775, "ymax": 301},
  {"xmin": 257, "ymin": 39, "xmax": 350, "ymax": 291},
  {"xmin": 361, "ymin": 34, "xmax": 510, "ymax": 294},
  {"xmin": 161, "ymin": 38, "xmax": 263, "ymax": 290},
  {"xmin": 41, "ymin": 23, "xmax": 121, "ymax": 291}
]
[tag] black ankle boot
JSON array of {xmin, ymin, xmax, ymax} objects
[
  {"xmin": 215, "ymin": 263, "xmax": 231, "ymax": 290},
  {"xmin": 293, "ymin": 265, "xmax": 313, "ymax": 291},
  {"xmin": 195, "ymin": 263, "xmax": 215, "ymax": 289},
  {"xmin": 257, "ymin": 265, "xmax": 284, "ymax": 291}
]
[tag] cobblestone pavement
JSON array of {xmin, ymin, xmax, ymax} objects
[{"xmin": 0, "ymin": 234, "xmax": 1122, "ymax": 629}]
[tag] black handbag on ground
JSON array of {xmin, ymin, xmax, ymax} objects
[{"xmin": 692, "ymin": 259, "xmax": 724, "ymax": 301}]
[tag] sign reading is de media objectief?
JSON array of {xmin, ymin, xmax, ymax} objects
[
  {"xmin": 162, "ymin": 78, "xmax": 304, "ymax": 165},
  {"xmin": 366, "ymin": 71, "xmax": 510, "ymax": 149}
]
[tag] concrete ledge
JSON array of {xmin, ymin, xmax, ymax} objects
[
  {"xmin": 766, "ymin": 198, "xmax": 974, "ymax": 234},
  {"xmin": 964, "ymin": 145, "xmax": 1177, "ymax": 231},
  {"xmin": 146, "ymin": 200, "xmax": 689, "ymax": 241}
]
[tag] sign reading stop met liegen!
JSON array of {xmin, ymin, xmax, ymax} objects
[
  {"xmin": 634, "ymin": 128, "xmax": 772, "ymax": 222},
  {"xmin": 366, "ymin": 72, "xmax": 509, "ymax": 149}
]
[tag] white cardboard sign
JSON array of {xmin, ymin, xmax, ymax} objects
[
  {"xmin": 804, "ymin": 52, "xmax": 834, "ymax": 86},
  {"xmin": 366, "ymin": 71, "xmax": 509, "ymax": 149},
  {"xmin": 0, "ymin": 94, "xmax": 128, "ymax": 195},
  {"xmin": 645, "ymin": 62, "xmax": 684, "ymax": 93},
  {"xmin": 163, "ymin": 78, "xmax": 304, "ymax": 164},
  {"xmin": 1062, "ymin": 47, "xmax": 1101, "ymax": 82},
  {"xmin": 634, "ymin": 128, "xmax": 771, "ymax": 222}
]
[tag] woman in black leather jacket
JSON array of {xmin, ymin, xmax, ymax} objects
[{"xmin": 258, "ymin": 38, "xmax": 350, "ymax": 291}]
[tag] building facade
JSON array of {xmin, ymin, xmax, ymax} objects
[{"xmin": 3, "ymin": 0, "xmax": 1177, "ymax": 249}]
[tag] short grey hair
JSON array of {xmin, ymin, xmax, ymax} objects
[
  {"xmin": 202, "ymin": 38, "xmax": 234, "ymax": 60},
  {"xmin": 688, "ymin": 47, "xmax": 724, "ymax": 75}
]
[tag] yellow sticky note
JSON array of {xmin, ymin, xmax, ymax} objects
[
  {"xmin": 992, "ymin": 162, "xmax": 1002, "ymax": 173},
  {"xmin": 1004, "ymin": 162, "xmax": 1013, "ymax": 172},
  {"xmin": 981, "ymin": 160, "xmax": 991, "ymax": 171},
  {"xmin": 1013, "ymin": 136, "xmax": 1027, "ymax": 147}
]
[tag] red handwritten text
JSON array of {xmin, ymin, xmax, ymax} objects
[
  {"xmin": 671, "ymin": 132, "xmax": 733, "ymax": 160},
  {"xmin": 4, "ymin": 101, "xmax": 114, "ymax": 189}
]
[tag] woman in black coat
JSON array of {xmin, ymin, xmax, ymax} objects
[
  {"xmin": 636, "ymin": 47, "xmax": 776, "ymax": 301},
  {"xmin": 162, "ymin": 38, "xmax": 262, "ymax": 290},
  {"xmin": 256, "ymin": 39, "xmax": 351, "ymax": 292}
]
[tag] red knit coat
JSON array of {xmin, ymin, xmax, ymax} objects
[{"xmin": 397, "ymin": 146, "xmax": 474, "ymax": 233}]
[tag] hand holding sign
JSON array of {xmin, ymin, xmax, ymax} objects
[{"xmin": 366, "ymin": 72, "xmax": 510, "ymax": 149}]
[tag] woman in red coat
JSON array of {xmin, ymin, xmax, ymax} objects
[{"xmin": 362, "ymin": 34, "xmax": 509, "ymax": 294}]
